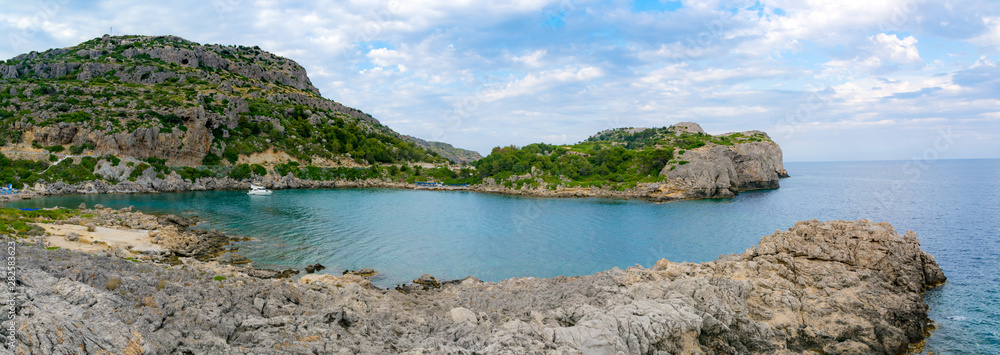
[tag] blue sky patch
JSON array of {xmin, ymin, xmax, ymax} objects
[{"xmin": 632, "ymin": 0, "xmax": 682, "ymax": 13}]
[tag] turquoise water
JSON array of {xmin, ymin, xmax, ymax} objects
[{"xmin": 4, "ymin": 159, "xmax": 998, "ymax": 353}]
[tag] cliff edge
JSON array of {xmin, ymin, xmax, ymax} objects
[
  {"xmin": 7, "ymin": 219, "xmax": 943, "ymax": 354},
  {"xmin": 662, "ymin": 123, "xmax": 789, "ymax": 199}
]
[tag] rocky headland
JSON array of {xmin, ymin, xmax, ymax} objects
[
  {"xmin": 3, "ymin": 218, "xmax": 944, "ymax": 354},
  {"xmin": 474, "ymin": 122, "xmax": 789, "ymax": 201}
]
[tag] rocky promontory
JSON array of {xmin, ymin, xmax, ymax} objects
[
  {"xmin": 474, "ymin": 122, "xmax": 789, "ymax": 201},
  {"xmin": 662, "ymin": 133, "xmax": 788, "ymax": 198},
  {"xmin": 3, "ymin": 219, "xmax": 944, "ymax": 354}
]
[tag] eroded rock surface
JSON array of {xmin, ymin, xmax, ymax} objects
[
  {"xmin": 2, "ymin": 219, "xmax": 942, "ymax": 354},
  {"xmin": 662, "ymin": 130, "xmax": 788, "ymax": 199}
]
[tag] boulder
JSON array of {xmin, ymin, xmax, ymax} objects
[{"xmin": 304, "ymin": 263, "xmax": 326, "ymax": 273}]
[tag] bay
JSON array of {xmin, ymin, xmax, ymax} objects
[{"xmin": 5, "ymin": 159, "xmax": 998, "ymax": 353}]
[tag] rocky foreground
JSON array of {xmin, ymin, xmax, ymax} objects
[{"xmin": 2, "ymin": 219, "xmax": 943, "ymax": 354}]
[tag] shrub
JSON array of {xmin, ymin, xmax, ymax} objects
[
  {"xmin": 129, "ymin": 163, "xmax": 150, "ymax": 181},
  {"xmin": 201, "ymin": 153, "xmax": 222, "ymax": 166},
  {"xmin": 105, "ymin": 278, "xmax": 121, "ymax": 291},
  {"xmin": 80, "ymin": 156, "xmax": 98, "ymax": 171},
  {"xmin": 142, "ymin": 157, "xmax": 169, "ymax": 174},
  {"xmin": 176, "ymin": 167, "xmax": 215, "ymax": 182},
  {"xmin": 222, "ymin": 149, "xmax": 239, "ymax": 164},
  {"xmin": 228, "ymin": 164, "xmax": 252, "ymax": 180},
  {"xmin": 251, "ymin": 164, "xmax": 266, "ymax": 176}
]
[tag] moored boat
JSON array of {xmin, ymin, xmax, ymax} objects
[{"xmin": 248, "ymin": 184, "xmax": 272, "ymax": 196}]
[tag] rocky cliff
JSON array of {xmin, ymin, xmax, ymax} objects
[
  {"xmin": 5, "ymin": 219, "xmax": 943, "ymax": 354},
  {"xmin": 404, "ymin": 135, "xmax": 483, "ymax": 164},
  {"xmin": 662, "ymin": 126, "xmax": 789, "ymax": 199},
  {"xmin": 0, "ymin": 35, "xmax": 470, "ymax": 167}
]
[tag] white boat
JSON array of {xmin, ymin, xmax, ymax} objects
[{"xmin": 248, "ymin": 184, "xmax": 272, "ymax": 196}]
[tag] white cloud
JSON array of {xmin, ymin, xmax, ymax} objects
[
  {"xmin": 481, "ymin": 66, "xmax": 604, "ymax": 102},
  {"xmin": 367, "ymin": 47, "xmax": 410, "ymax": 67},
  {"xmin": 870, "ymin": 33, "xmax": 921, "ymax": 64},
  {"xmin": 0, "ymin": 0, "xmax": 997, "ymax": 160},
  {"xmin": 511, "ymin": 49, "xmax": 546, "ymax": 68},
  {"xmin": 820, "ymin": 33, "xmax": 923, "ymax": 77},
  {"xmin": 971, "ymin": 16, "xmax": 1000, "ymax": 49}
]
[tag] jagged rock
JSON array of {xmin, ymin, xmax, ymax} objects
[
  {"xmin": 64, "ymin": 232, "xmax": 79, "ymax": 241},
  {"xmin": 304, "ymin": 263, "xmax": 325, "ymax": 273},
  {"xmin": 246, "ymin": 268, "xmax": 298, "ymax": 279},
  {"xmin": 344, "ymin": 268, "xmax": 377, "ymax": 277},
  {"xmin": 156, "ymin": 214, "xmax": 193, "ymax": 228},
  {"xmin": 414, "ymin": 273, "xmax": 441, "ymax": 288},
  {"xmin": 6, "ymin": 219, "xmax": 943, "ymax": 354},
  {"xmin": 299, "ymin": 273, "xmax": 372, "ymax": 288},
  {"xmin": 215, "ymin": 252, "xmax": 249, "ymax": 265},
  {"xmin": 449, "ymin": 307, "xmax": 477, "ymax": 324},
  {"xmin": 663, "ymin": 138, "xmax": 787, "ymax": 199}
]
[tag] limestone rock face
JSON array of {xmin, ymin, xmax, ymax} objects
[
  {"xmin": 664, "ymin": 138, "xmax": 788, "ymax": 198},
  {"xmin": 672, "ymin": 121, "xmax": 705, "ymax": 134},
  {"xmin": 8, "ymin": 219, "xmax": 943, "ymax": 354}
]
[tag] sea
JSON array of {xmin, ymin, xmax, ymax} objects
[{"xmin": 4, "ymin": 159, "xmax": 998, "ymax": 353}]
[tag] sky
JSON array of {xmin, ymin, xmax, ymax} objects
[{"xmin": 1, "ymin": 0, "xmax": 998, "ymax": 162}]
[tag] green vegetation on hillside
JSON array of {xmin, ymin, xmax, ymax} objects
[
  {"xmin": 471, "ymin": 127, "xmax": 772, "ymax": 190},
  {"xmin": 0, "ymin": 35, "xmax": 446, "ymax": 171},
  {"xmin": 0, "ymin": 152, "xmax": 398, "ymax": 189}
]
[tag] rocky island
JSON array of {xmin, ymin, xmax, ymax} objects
[
  {"xmin": 2, "ymin": 207, "xmax": 944, "ymax": 354},
  {"xmin": 0, "ymin": 35, "xmax": 785, "ymax": 203}
]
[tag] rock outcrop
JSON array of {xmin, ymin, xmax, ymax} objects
[
  {"xmin": 4, "ymin": 219, "xmax": 944, "ymax": 354},
  {"xmin": 663, "ymin": 140, "xmax": 788, "ymax": 198},
  {"xmin": 404, "ymin": 135, "xmax": 483, "ymax": 164},
  {"xmin": 661, "ymin": 123, "xmax": 789, "ymax": 199}
]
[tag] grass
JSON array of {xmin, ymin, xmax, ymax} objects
[
  {"xmin": 0, "ymin": 208, "xmax": 77, "ymax": 237},
  {"xmin": 105, "ymin": 277, "xmax": 121, "ymax": 291}
]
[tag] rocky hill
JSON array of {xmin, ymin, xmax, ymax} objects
[
  {"xmin": 0, "ymin": 35, "xmax": 470, "ymax": 170},
  {"xmin": 405, "ymin": 135, "xmax": 482, "ymax": 164},
  {"xmin": 471, "ymin": 122, "xmax": 788, "ymax": 200}
]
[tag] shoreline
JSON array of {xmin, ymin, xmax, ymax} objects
[
  {"xmin": 6, "ymin": 214, "xmax": 946, "ymax": 354},
  {"xmin": 0, "ymin": 173, "xmax": 785, "ymax": 205}
]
